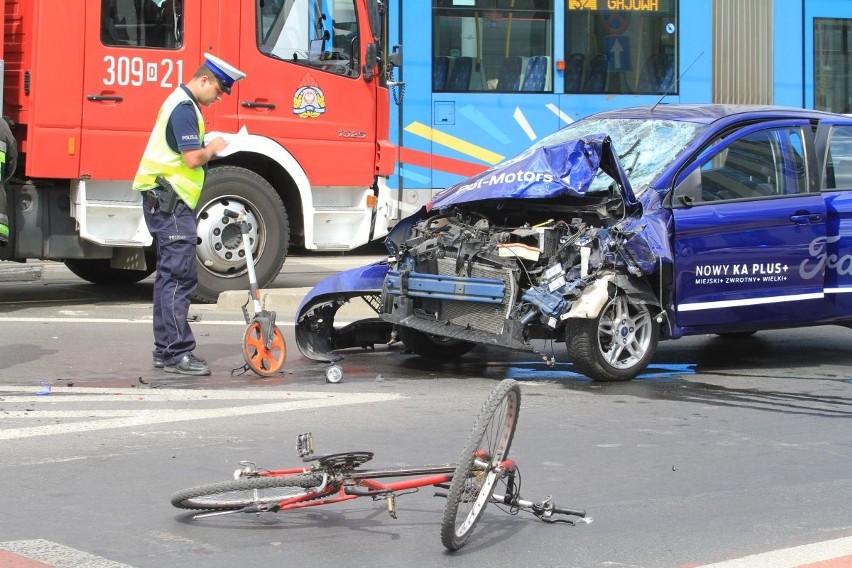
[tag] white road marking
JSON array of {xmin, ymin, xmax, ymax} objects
[
  {"xmin": 1, "ymin": 317, "xmax": 363, "ymax": 327},
  {"xmin": 691, "ymin": 534, "xmax": 852, "ymax": 567},
  {"xmin": 0, "ymin": 316, "xmax": 245, "ymax": 325},
  {"xmin": 0, "ymin": 539, "xmax": 133, "ymax": 567},
  {"xmin": 0, "ymin": 386, "xmax": 401, "ymax": 440}
]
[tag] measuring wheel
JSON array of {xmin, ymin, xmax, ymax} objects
[{"xmin": 243, "ymin": 320, "xmax": 286, "ymax": 376}]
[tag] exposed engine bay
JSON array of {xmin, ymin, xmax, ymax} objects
[{"xmin": 382, "ymin": 195, "xmax": 660, "ymax": 357}]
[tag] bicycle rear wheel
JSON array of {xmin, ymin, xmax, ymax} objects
[
  {"xmin": 171, "ymin": 473, "xmax": 323, "ymax": 511},
  {"xmin": 441, "ymin": 379, "xmax": 521, "ymax": 551}
]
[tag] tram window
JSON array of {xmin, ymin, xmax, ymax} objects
[
  {"xmin": 432, "ymin": 0, "xmax": 554, "ymax": 93},
  {"xmin": 101, "ymin": 0, "xmax": 183, "ymax": 48},
  {"xmin": 814, "ymin": 19, "xmax": 852, "ymax": 114},
  {"xmin": 564, "ymin": 1, "xmax": 677, "ymax": 95}
]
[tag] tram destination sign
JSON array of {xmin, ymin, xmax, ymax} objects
[{"xmin": 567, "ymin": 0, "xmax": 670, "ymax": 11}]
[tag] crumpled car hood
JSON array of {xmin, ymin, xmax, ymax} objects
[{"xmin": 429, "ymin": 134, "xmax": 639, "ymax": 211}]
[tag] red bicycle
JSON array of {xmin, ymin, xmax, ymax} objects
[{"xmin": 170, "ymin": 379, "xmax": 589, "ymax": 550}]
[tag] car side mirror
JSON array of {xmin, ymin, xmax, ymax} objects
[{"xmin": 673, "ymin": 167, "xmax": 703, "ymax": 208}]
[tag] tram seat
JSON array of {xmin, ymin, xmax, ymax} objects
[
  {"xmin": 565, "ymin": 53, "xmax": 585, "ymax": 92},
  {"xmin": 638, "ymin": 53, "xmax": 675, "ymax": 93},
  {"xmin": 583, "ymin": 54, "xmax": 608, "ymax": 92},
  {"xmin": 522, "ymin": 55, "xmax": 551, "ymax": 91},
  {"xmin": 447, "ymin": 56, "xmax": 474, "ymax": 91},
  {"xmin": 496, "ymin": 56, "xmax": 525, "ymax": 91},
  {"xmin": 433, "ymin": 56, "xmax": 453, "ymax": 91}
]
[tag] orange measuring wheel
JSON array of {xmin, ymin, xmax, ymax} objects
[{"xmin": 242, "ymin": 321, "xmax": 286, "ymax": 376}]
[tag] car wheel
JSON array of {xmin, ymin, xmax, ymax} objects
[
  {"xmin": 397, "ymin": 327, "xmax": 476, "ymax": 360},
  {"xmin": 566, "ymin": 294, "xmax": 659, "ymax": 382}
]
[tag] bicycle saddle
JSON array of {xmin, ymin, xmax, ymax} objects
[{"xmin": 303, "ymin": 451, "xmax": 374, "ymax": 469}]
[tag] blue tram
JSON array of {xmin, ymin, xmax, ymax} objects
[{"xmin": 383, "ymin": 0, "xmax": 852, "ymax": 215}]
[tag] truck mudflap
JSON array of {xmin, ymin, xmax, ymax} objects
[{"xmin": 295, "ymin": 262, "xmax": 392, "ymax": 362}]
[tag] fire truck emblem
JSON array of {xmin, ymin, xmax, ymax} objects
[{"xmin": 293, "ymin": 75, "xmax": 326, "ymax": 118}]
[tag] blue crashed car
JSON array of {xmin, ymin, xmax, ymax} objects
[{"xmin": 296, "ymin": 104, "xmax": 852, "ymax": 381}]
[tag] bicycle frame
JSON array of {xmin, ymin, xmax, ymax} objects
[{"xmin": 228, "ymin": 460, "xmax": 512, "ymax": 515}]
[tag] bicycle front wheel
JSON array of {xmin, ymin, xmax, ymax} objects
[
  {"xmin": 171, "ymin": 473, "xmax": 323, "ymax": 511},
  {"xmin": 441, "ymin": 379, "xmax": 521, "ymax": 551}
]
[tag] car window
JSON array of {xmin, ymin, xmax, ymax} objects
[
  {"xmin": 690, "ymin": 127, "xmax": 806, "ymax": 203},
  {"xmin": 824, "ymin": 125, "xmax": 852, "ymax": 189}
]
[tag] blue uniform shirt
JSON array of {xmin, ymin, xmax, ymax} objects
[{"xmin": 166, "ymin": 85, "xmax": 204, "ymax": 154}]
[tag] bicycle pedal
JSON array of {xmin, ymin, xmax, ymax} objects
[{"xmin": 297, "ymin": 432, "xmax": 314, "ymax": 457}]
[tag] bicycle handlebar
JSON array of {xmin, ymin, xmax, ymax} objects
[{"xmin": 551, "ymin": 505, "xmax": 586, "ymax": 518}]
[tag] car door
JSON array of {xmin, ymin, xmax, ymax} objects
[
  {"xmin": 813, "ymin": 120, "xmax": 852, "ymax": 319},
  {"xmin": 670, "ymin": 120, "xmax": 827, "ymax": 329}
]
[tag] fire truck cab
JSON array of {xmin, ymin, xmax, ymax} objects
[{"xmin": 0, "ymin": 0, "xmax": 398, "ymax": 301}]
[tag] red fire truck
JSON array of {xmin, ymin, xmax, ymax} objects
[{"xmin": 0, "ymin": 0, "xmax": 399, "ymax": 301}]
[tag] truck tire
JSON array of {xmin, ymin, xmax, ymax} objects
[
  {"xmin": 64, "ymin": 248, "xmax": 156, "ymax": 285},
  {"xmin": 193, "ymin": 166, "xmax": 288, "ymax": 304},
  {"xmin": 566, "ymin": 293, "xmax": 659, "ymax": 382}
]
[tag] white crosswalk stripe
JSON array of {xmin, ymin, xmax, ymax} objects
[{"xmin": 0, "ymin": 386, "xmax": 401, "ymax": 440}]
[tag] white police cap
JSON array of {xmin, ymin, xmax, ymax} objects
[{"xmin": 203, "ymin": 53, "xmax": 246, "ymax": 94}]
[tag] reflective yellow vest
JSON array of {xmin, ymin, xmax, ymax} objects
[
  {"xmin": 0, "ymin": 140, "xmax": 7, "ymax": 180},
  {"xmin": 133, "ymin": 87, "xmax": 206, "ymax": 209}
]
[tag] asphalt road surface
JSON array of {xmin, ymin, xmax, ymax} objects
[{"xmin": 1, "ymin": 257, "xmax": 851, "ymax": 567}]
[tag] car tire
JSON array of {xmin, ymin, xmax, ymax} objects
[
  {"xmin": 566, "ymin": 293, "xmax": 659, "ymax": 382},
  {"xmin": 397, "ymin": 327, "xmax": 476, "ymax": 360}
]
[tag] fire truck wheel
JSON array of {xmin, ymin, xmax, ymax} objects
[
  {"xmin": 193, "ymin": 166, "xmax": 289, "ymax": 304},
  {"xmin": 63, "ymin": 247, "xmax": 156, "ymax": 285}
]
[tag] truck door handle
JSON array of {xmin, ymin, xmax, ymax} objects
[
  {"xmin": 87, "ymin": 94, "xmax": 124, "ymax": 102},
  {"xmin": 241, "ymin": 101, "xmax": 276, "ymax": 110},
  {"xmin": 789, "ymin": 213, "xmax": 823, "ymax": 224}
]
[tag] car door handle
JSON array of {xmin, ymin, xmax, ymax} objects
[
  {"xmin": 789, "ymin": 213, "xmax": 823, "ymax": 224},
  {"xmin": 241, "ymin": 101, "xmax": 276, "ymax": 110},
  {"xmin": 87, "ymin": 94, "xmax": 124, "ymax": 102}
]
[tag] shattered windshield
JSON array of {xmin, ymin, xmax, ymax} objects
[{"xmin": 530, "ymin": 118, "xmax": 706, "ymax": 196}]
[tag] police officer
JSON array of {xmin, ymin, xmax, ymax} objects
[
  {"xmin": 0, "ymin": 117, "xmax": 17, "ymax": 247},
  {"xmin": 133, "ymin": 54, "xmax": 245, "ymax": 376}
]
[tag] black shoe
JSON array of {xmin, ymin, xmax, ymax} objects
[
  {"xmin": 164, "ymin": 353, "xmax": 210, "ymax": 376},
  {"xmin": 153, "ymin": 352, "xmax": 164, "ymax": 369}
]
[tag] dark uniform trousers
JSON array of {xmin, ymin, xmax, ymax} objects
[{"xmin": 142, "ymin": 195, "xmax": 197, "ymax": 365}]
